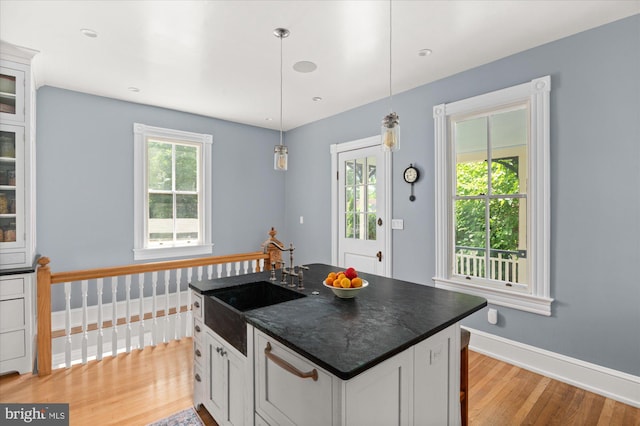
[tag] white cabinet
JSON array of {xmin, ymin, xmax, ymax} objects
[
  {"xmin": 0, "ymin": 272, "xmax": 34, "ymax": 374},
  {"xmin": 204, "ymin": 330, "xmax": 246, "ymax": 426},
  {"xmin": 254, "ymin": 332, "xmax": 336, "ymax": 426},
  {"xmin": 192, "ymin": 291, "xmax": 205, "ymax": 409},
  {"xmin": 252, "ymin": 324, "xmax": 459, "ymax": 426},
  {"xmin": 343, "ymin": 348, "xmax": 413, "ymax": 426},
  {"xmin": 0, "ymin": 42, "xmax": 37, "ymax": 270},
  {"xmin": 192, "ymin": 290, "xmax": 247, "ymax": 426}
]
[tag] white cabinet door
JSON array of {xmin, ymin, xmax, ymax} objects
[
  {"xmin": 344, "ymin": 347, "xmax": 413, "ymax": 426},
  {"xmin": 414, "ymin": 324, "xmax": 459, "ymax": 426},
  {"xmin": 205, "ymin": 331, "xmax": 229, "ymax": 423},
  {"xmin": 205, "ymin": 329, "xmax": 246, "ymax": 426},
  {"xmin": 254, "ymin": 331, "xmax": 334, "ymax": 426}
]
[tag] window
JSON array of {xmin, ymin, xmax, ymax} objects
[
  {"xmin": 133, "ymin": 123, "xmax": 212, "ymax": 260},
  {"xmin": 344, "ymin": 156, "xmax": 377, "ymax": 241},
  {"xmin": 433, "ymin": 76, "xmax": 552, "ymax": 315}
]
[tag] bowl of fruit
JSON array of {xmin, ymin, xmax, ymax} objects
[{"xmin": 323, "ymin": 267, "xmax": 368, "ymax": 299}]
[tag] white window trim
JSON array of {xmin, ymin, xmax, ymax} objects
[
  {"xmin": 433, "ymin": 76, "xmax": 553, "ymax": 316},
  {"xmin": 133, "ymin": 123, "xmax": 213, "ymax": 260}
]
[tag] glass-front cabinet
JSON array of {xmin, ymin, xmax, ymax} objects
[
  {"xmin": 0, "ymin": 124, "xmax": 24, "ymax": 250},
  {"xmin": 0, "ymin": 66, "xmax": 25, "ymax": 123},
  {"xmin": 0, "ymin": 49, "xmax": 36, "ymax": 270}
]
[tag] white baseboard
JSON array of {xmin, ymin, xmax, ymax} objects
[{"xmin": 464, "ymin": 327, "xmax": 640, "ymax": 408}]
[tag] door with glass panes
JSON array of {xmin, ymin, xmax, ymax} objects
[{"xmin": 337, "ymin": 145, "xmax": 386, "ymax": 275}]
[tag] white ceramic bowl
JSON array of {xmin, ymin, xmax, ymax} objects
[{"xmin": 322, "ymin": 279, "xmax": 369, "ymax": 299}]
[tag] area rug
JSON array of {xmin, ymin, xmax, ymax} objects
[{"xmin": 146, "ymin": 407, "xmax": 204, "ymax": 426}]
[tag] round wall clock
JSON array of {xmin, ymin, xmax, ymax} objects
[{"xmin": 403, "ymin": 164, "xmax": 419, "ymax": 201}]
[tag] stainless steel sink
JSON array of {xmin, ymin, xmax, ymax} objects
[{"xmin": 204, "ymin": 281, "xmax": 306, "ymax": 355}]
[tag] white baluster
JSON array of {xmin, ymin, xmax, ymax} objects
[
  {"xmin": 138, "ymin": 273, "xmax": 145, "ymax": 350},
  {"xmin": 125, "ymin": 275, "xmax": 132, "ymax": 353},
  {"xmin": 97, "ymin": 278, "xmax": 104, "ymax": 361},
  {"xmin": 242, "ymin": 260, "xmax": 249, "ymax": 274},
  {"xmin": 197, "ymin": 266, "xmax": 203, "ymax": 282},
  {"xmin": 234, "ymin": 261, "xmax": 241, "ymax": 276},
  {"xmin": 175, "ymin": 269, "xmax": 182, "ymax": 340},
  {"xmin": 111, "ymin": 277, "xmax": 118, "ymax": 357},
  {"xmin": 151, "ymin": 271, "xmax": 158, "ymax": 347},
  {"xmin": 64, "ymin": 282, "xmax": 71, "ymax": 368},
  {"xmin": 216, "ymin": 264, "xmax": 222, "ymax": 278},
  {"xmin": 186, "ymin": 269, "xmax": 193, "ymax": 338},
  {"xmin": 164, "ymin": 271, "xmax": 170, "ymax": 343},
  {"xmin": 226, "ymin": 263, "xmax": 232, "ymax": 277},
  {"xmin": 259, "ymin": 258, "xmax": 265, "ymax": 272},
  {"xmin": 81, "ymin": 280, "xmax": 88, "ymax": 364},
  {"xmin": 207, "ymin": 265, "xmax": 213, "ymax": 280}
]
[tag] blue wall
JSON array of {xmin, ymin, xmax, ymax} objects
[
  {"xmin": 284, "ymin": 15, "xmax": 640, "ymax": 376},
  {"xmin": 36, "ymin": 88, "xmax": 288, "ymax": 309},
  {"xmin": 36, "ymin": 15, "xmax": 639, "ymax": 375}
]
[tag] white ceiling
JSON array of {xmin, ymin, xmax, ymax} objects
[{"xmin": 1, "ymin": 1, "xmax": 638, "ymax": 131}]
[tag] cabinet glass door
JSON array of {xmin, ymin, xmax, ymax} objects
[
  {"xmin": 0, "ymin": 67, "xmax": 25, "ymax": 122},
  {"xmin": 0, "ymin": 124, "xmax": 24, "ymax": 248}
]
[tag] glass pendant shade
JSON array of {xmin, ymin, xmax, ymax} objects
[
  {"xmin": 274, "ymin": 145, "xmax": 288, "ymax": 171},
  {"xmin": 381, "ymin": 112, "xmax": 400, "ymax": 152}
]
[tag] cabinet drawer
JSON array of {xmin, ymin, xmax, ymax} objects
[
  {"xmin": 0, "ymin": 298, "xmax": 25, "ymax": 331},
  {"xmin": 193, "ymin": 318, "xmax": 204, "ymax": 342},
  {"xmin": 0, "ymin": 277, "xmax": 24, "ymax": 298},
  {"xmin": 0, "ymin": 329, "xmax": 25, "ymax": 361},
  {"xmin": 194, "ymin": 337, "xmax": 204, "ymax": 366},
  {"xmin": 255, "ymin": 332, "xmax": 333, "ymax": 426},
  {"xmin": 192, "ymin": 292, "xmax": 203, "ymax": 319}
]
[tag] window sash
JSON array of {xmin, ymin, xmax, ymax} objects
[{"xmin": 133, "ymin": 123, "xmax": 213, "ymax": 260}]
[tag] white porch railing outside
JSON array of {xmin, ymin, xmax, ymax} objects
[{"xmin": 455, "ymin": 249, "xmax": 526, "ymax": 284}]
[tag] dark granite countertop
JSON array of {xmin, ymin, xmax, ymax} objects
[{"xmin": 190, "ymin": 263, "xmax": 486, "ymax": 380}]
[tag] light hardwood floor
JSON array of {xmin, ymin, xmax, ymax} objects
[{"xmin": 0, "ymin": 338, "xmax": 638, "ymax": 425}]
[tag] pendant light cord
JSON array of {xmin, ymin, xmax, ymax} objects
[
  {"xmin": 279, "ymin": 31, "xmax": 284, "ymax": 146},
  {"xmin": 389, "ymin": 0, "xmax": 393, "ymax": 113}
]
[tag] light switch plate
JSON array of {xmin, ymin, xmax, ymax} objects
[{"xmin": 391, "ymin": 219, "xmax": 404, "ymax": 230}]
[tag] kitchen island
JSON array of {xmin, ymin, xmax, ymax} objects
[{"xmin": 190, "ymin": 263, "xmax": 486, "ymax": 426}]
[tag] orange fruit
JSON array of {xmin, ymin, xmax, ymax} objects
[
  {"xmin": 327, "ymin": 272, "xmax": 337, "ymax": 280},
  {"xmin": 336, "ymin": 273, "xmax": 346, "ymax": 282},
  {"xmin": 340, "ymin": 277, "xmax": 351, "ymax": 288},
  {"xmin": 351, "ymin": 277, "xmax": 363, "ymax": 288},
  {"xmin": 326, "ymin": 277, "xmax": 334, "ymax": 286}
]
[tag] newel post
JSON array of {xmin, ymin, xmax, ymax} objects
[
  {"xmin": 262, "ymin": 227, "xmax": 283, "ymax": 270},
  {"xmin": 37, "ymin": 257, "xmax": 52, "ymax": 376}
]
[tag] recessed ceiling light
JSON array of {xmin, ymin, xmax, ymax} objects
[
  {"xmin": 80, "ymin": 28, "xmax": 98, "ymax": 38},
  {"xmin": 312, "ymin": 96, "xmax": 323, "ymax": 102},
  {"xmin": 418, "ymin": 48, "xmax": 432, "ymax": 57},
  {"xmin": 293, "ymin": 61, "xmax": 317, "ymax": 73},
  {"xmin": 128, "ymin": 86, "xmax": 140, "ymax": 92}
]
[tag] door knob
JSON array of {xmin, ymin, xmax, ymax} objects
[
  {"xmin": 376, "ymin": 251, "xmax": 382, "ymax": 262},
  {"xmin": 377, "ymin": 218, "xmax": 383, "ymax": 226}
]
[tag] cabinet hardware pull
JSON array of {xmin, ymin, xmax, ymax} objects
[
  {"xmin": 376, "ymin": 251, "xmax": 382, "ymax": 262},
  {"xmin": 264, "ymin": 342, "xmax": 318, "ymax": 382},
  {"xmin": 194, "ymin": 301, "xmax": 200, "ymax": 308},
  {"xmin": 195, "ymin": 349, "xmax": 201, "ymax": 357},
  {"xmin": 195, "ymin": 325, "xmax": 201, "ymax": 333},
  {"xmin": 195, "ymin": 374, "xmax": 201, "ymax": 382}
]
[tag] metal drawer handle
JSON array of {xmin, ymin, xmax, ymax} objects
[
  {"xmin": 194, "ymin": 301, "xmax": 200, "ymax": 308},
  {"xmin": 264, "ymin": 342, "xmax": 318, "ymax": 382},
  {"xmin": 194, "ymin": 325, "xmax": 201, "ymax": 333},
  {"xmin": 195, "ymin": 349, "xmax": 202, "ymax": 357},
  {"xmin": 195, "ymin": 373, "xmax": 201, "ymax": 382}
]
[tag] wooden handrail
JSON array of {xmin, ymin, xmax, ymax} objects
[
  {"xmin": 48, "ymin": 251, "xmax": 270, "ymax": 284},
  {"xmin": 35, "ymin": 226, "xmax": 287, "ymax": 376}
]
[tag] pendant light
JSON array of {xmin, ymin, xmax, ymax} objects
[
  {"xmin": 381, "ymin": 0, "xmax": 400, "ymax": 152},
  {"xmin": 274, "ymin": 28, "xmax": 290, "ymax": 171}
]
